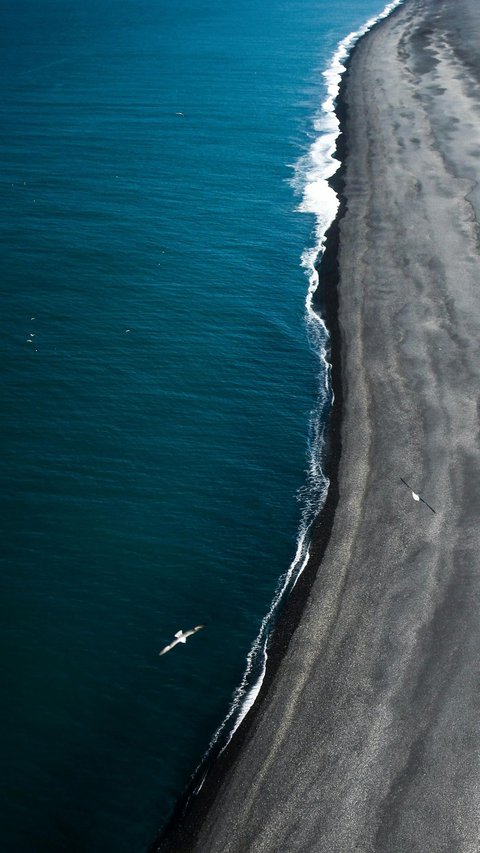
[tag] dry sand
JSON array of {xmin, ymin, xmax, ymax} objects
[{"xmin": 158, "ymin": 0, "xmax": 480, "ymax": 849}]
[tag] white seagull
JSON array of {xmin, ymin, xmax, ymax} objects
[
  {"xmin": 400, "ymin": 477, "xmax": 436, "ymax": 513},
  {"xmin": 159, "ymin": 624, "xmax": 205, "ymax": 656}
]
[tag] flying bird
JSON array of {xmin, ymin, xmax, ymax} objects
[
  {"xmin": 400, "ymin": 477, "xmax": 436, "ymax": 513},
  {"xmin": 159, "ymin": 625, "xmax": 205, "ymax": 656}
]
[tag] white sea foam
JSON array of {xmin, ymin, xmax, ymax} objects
[
  {"xmin": 192, "ymin": 0, "xmax": 405, "ymax": 791},
  {"xmin": 206, "ymin": 525, "xmax": 312, "ymax": 756},
  {"xmin": 295, "ymin": 0, "xmax": 404, "ymax": 319}
]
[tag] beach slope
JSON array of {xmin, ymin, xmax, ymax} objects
[{"xmin": 159, "ymin": 0, "xmax": 480, "ymax": 849}]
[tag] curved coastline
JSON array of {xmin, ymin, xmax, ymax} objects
[
  {"xmin": 149, "ymin": 3, "xmax": 412, "ymax": 850},
  {"xmin": 150, "ymin": 0, "xmax": 480, "ymax": 848},
  {"xmin": 159, "ymin": 0, "xmax": 480, "ymax": 848},
  {"xmin": 149, "ymin": 12, "xmax": 371, "ymax": 851},
  {"xmin": 149, "ymin": 120, "xmax": 344, "ymax": 853}
]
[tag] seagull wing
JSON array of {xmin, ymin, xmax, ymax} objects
[
  {"xmin": 159, "ymin": 641, "xmax": 174, "ymax": 656},
  {"xmin": 183, "ymin": 625, "xmax": 205, "ymax": 639},
  {"xmin": 420, "ymin": 496, "xmax": 436, "ymax": 513}
]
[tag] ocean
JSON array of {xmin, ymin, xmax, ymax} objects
[{"xmin": 1, "ymin": 1, "xmax": 398, "ymax": 850}]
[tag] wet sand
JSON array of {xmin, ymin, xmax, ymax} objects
[{"xmin": 155, "ymin": 0, "xmax": 480, "ymax": 849}]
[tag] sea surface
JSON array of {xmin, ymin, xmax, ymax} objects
[{"xmin": 1, "ymin": 1, "xmax": 397, "ymax": 850}]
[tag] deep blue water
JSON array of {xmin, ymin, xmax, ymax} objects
[{"xmin": 1, "ymin": 1, "xmax": 394, "ymax": 850}]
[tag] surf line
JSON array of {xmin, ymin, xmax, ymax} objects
[{"xmin": 191, "ymin": 0, "xmax": 406, "ymax": 797}]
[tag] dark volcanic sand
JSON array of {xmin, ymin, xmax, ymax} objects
[{"xmin": 156, "ymin": 0, "xmax": 480, "ymax": 849}]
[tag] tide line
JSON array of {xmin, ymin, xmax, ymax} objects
[{"xmin": 191, "ymin": 0, "xmax": 405, "ymax": 796}]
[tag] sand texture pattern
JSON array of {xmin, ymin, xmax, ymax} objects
[{"xmin": 173, "ymin": 0, "xmax": 480, "ymax": 850}]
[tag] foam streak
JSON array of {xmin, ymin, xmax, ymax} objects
[{"xmin": 193, "ymin": 0, "xmax": 404, "ymax": 783}]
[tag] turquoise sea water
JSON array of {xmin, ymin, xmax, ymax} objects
[{"xmin": 1, "ymin": 1, "xmax": 395, "ymax": 850}]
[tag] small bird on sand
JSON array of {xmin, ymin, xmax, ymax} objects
[
  {"xmin": 159, "ymin": 625, "xmax": 205, "ymax": 656},
  {"xmin": 400, "ymin": 477, "xmax": 436, "ymax": 513}
]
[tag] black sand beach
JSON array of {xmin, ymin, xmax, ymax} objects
[{"xmin": 154, "ymin": 0, "xmax": 480, "ymax": 849}]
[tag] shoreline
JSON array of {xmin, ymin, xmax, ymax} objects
[
  {"xmin": 150, "ymin": 143, "xmax": 345, "ymax": 853},
  {"xmin": 149, "ymin": 23, "xmax": 355, "ymax": 853},
  {"xmin": 149, "ymin": 4, "xmax": 408, "ymax": 849},
  {"xmin": 152, "ymin": 0, "xmax": 480, "ymax": 848}
]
